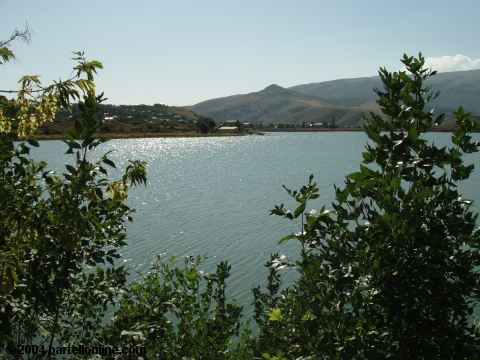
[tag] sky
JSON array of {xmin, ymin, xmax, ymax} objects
[{"xmin": 2, "ymin": 0, "xmax": 480, "ymax": 106}]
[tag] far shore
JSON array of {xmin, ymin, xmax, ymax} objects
[
  {"xmin": 30, "ymin": 126, "xmax": 463, "ymax": 141},
  {"xmin": 32, "ymin": 131, "xmax": 249, "ymax": 141},
  {"xmin": 32, "ymin": 128, "xmax": 361, "ymax": 140}
]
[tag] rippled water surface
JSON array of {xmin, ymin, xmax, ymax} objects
[{"xmin": 33, "ymin": 132, "xmax": 480, "ymax": 312}]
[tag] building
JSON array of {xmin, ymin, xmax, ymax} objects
[{"xmin": 218, "ymin": 126, "xmax": 238, "ymax": 132}]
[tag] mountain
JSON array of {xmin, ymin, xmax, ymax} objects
[
  {"xmin": 289, "ymin": 77, "xmax": 382, "ymax": 106},
  {"xmin": 189, "ymin": 69, "xmax": 480, "ymax": 127},
  {"xmin": 189, "ymin": 84, "xmax": 374, "ymax": 127},
  {"xmin": 290, "ymin": 69, "xmax": 480, "ymax": 114}
]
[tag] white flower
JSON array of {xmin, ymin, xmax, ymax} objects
[{"xmin": 307, "ymin": 209, "xmax": 318, "ymax": 218}]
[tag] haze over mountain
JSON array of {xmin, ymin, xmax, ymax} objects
[{"xmin": 189, "ymin": 69, "xmax": 480, "ymax": 127}]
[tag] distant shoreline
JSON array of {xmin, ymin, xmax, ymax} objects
[
  {"xmin": 264, "ymin": 127, "xmax": 363, "ymax": 132},
  {"xmin": 32, "ymin": 128, "xmax": 363, "ymax": 140},
  {"xmin": 30, "ymin": 126, "xmax": 464, "ymax": 141},
  {"xmin": 32, "ymin": 131, "xmax": 248, "ymax": 141}
]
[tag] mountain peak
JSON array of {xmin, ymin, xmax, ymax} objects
[{"xmin": 261, "ymin": 84, "xmax": 288, "ymax": 94}]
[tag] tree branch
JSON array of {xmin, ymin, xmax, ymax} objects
[{"xmin": 0, "ymin": 23, "xmax": 31, "ymax": 48}]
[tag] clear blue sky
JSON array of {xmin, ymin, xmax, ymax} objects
[{"xmin": 2, "ymin": 0, "xmax": 480, "ymax": 106}]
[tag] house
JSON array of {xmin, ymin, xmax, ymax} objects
[{"xmin": 218, "ymin": 126, "xmax": 238, "ymax": 132}]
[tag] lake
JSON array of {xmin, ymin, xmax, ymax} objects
[{"xmin": 33, "ymin": 132, "xmax": 480, "ymax": 315}]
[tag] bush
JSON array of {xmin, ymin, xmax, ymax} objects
[
  {"xmin": 104, "ymin": 256, "xmax": 243, "ymax": 359},
  {"xmin": 255, "ymin": 54, "xmax": 480, "ymax": 359},
  {"xmin": 197, "ymin": 116, "xmax": 216, "ymax": 134}
]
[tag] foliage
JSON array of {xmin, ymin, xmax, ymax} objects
[
  {"xmin": 254, "ymin": 54, "xmax": 480, "ymax": 358},
  {"xmin": 197, "ymin": 116, "xmax": 217, "ymax": 134},
  {"xmin": 0, "ymin": 26, "xmax": 31, "ymax": 65},
  {"xmin": 103, "ymin": 256, "xmax": 243, "ymax": 359},
  {"xmin": 0, "ymin": 30, "xmax": 147, "ymax": 354}
]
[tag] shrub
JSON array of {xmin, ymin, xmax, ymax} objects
[
  {"xmin": 255, "ymin": 54, "xmax": 480, "ymax": 358},
  {"xmin": 104, "ymin": 256, "xmax": 243, "ymax": 359}
]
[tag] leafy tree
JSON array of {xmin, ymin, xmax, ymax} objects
[
  {"xmin": 255, "ymin": 54, "xmax": 480, "ymax": 358},
  {"xmin": 103, "ymin": 256, "xmax": 243, "ymax": 359},
  {"xmin": 0, "ymin": 28, "xmax": 147, "ymax": 355},
  {"xmin": 1, "ymin": 28, "xmax": 245, "ymax": 359},
  {"xmin": 197, "ymin": 116, "xmax": 216, "ymax": 134}
]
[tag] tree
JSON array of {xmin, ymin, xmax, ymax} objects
[
  {"xmin": 0, "ymin": 28, "xmax": 147, "ymax": 354},
  {"xmin": 255, "ymin": 54, "xmax": 480, "ymax": 358},
  {"xmin": 0, "ymin": 29, "xmax": 244, "ymax": 360},
  {"xmin": 197, "ymin": 116, "xmax": 216, "ymax": 134}
]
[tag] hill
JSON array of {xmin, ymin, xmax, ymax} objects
[
  {"xmin": 39, "ymin": 103, "xmax": 210, "ymax": 137},
  {"xmin": 189, "ymin": 69, "xmax": 480, "ymax": 127},
  {"xmin": 189, "ymin": 84, "xmax": 373, "ymax": 127},
  {"xmin": 290, "ymin": 69, "xmax": 480, "ymax": 114}
]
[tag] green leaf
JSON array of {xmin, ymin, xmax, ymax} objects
[
  {"xmin": 278, "ymin": 233, "xmax": 296, "ymax": 245},
  {"xmin": 102, "ymin": 158, "xmax": 116, "ymax": 169},
  {"xmin": 65, "ymin": 164, "xmax": 76, "ymax": 174},
  {"xmin": 347, "ymin": 172, "xmax": 363, "ymax": 181},
  {"xmin": 294, "ymin": 202, "xmax": 306, "ymax": 218},
  {"xmin": 270, "ymin": 205, "xmax": 285, "ymax": 216},
  {"xmin": 267, "ymin": 307, "xmax": 282, "ymax": 321},
  {"xmin": 408, "ymin": 127, "xmax": 418, "ymax": 142}
]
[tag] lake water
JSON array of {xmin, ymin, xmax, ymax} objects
[{"xmin": 33, "ymin": 132, "xmax": 480, "ymax": 315}]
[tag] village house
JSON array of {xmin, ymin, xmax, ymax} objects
[
  {"xmin": 218, "ymin": 120, "xmax": 240, "ymax": 132},
  {"xmin": 218, "ymin": 126, "xmax": 238, "ymax": 132}
]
